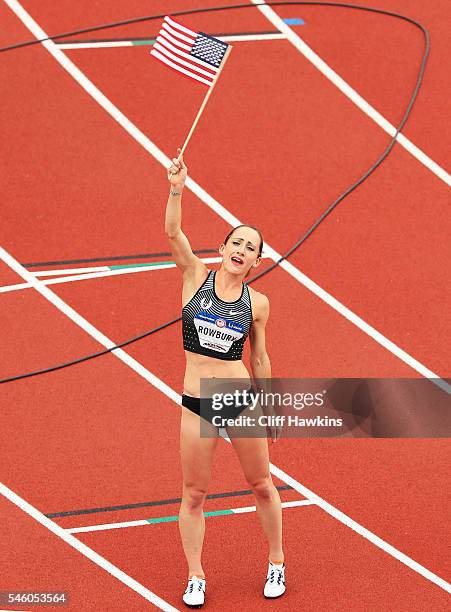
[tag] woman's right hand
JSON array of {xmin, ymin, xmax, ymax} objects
[{"xmin": 167, "ymin": 148, "xmax": 188, "ymax": 188}]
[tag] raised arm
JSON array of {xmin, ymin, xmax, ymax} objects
[{"xmin": 165, "ymin": 150, "xmax": 206, "ymax": 277}]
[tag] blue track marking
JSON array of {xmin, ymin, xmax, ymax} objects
[{"xmin": 283, "ymin": 18, "xmax": 305, "ymax": 26}]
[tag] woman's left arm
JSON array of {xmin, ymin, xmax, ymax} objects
[
  {"xmin": 250, "ymin": 295, "xmax": 280, "ymax": 441},
  {"xmin": 249, "ymin": 294, "xmax": 271, "ymax": 381}
]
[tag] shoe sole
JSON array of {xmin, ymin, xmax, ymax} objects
[
  {"xmin": 264, "ymin": 587, "xmax": 286, "ymax": 599},
  {"xmin": 182, "ymin": 598, "xmax": 205, "ymax": 609}
]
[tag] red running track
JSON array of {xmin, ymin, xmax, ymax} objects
[{"xmin": 1, "ymin": 0, "xmax": 450, "ymax": 610}]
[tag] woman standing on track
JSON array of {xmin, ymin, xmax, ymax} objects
[{"xmin": 165, "ymin": 150, "xmax": 285, "ymax": 608}]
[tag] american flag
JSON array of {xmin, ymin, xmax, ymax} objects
[{"xmin": 150, "ymin": 16, "xmax": 230, "ymax": 87}]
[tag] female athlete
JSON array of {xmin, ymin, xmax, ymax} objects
[{"xmin": 165, "ymin": 150, "xmax": 285, "ymax": 607}]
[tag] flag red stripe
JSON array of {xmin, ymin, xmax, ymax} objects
[
  {"xmin": 156, "ymin": 36, "xmax": 217, "ymax": 76},
  {"xmin": 150, "ymin": 49, "xmax": 211, "ymax": 86},
  {"xmin": 164, "ymin": 16, "xmax": 197, "ymax": 40},
  {"xmin": 153, "ymin": 43, "xmax": 216, "ymax": 80},
  {"xmin": 162, "ymin": 21, "xmax": 196, "ymax": 45},
  {"xmin": 159, "ymin": 29, "xmax": 191, "ymax": 53}
]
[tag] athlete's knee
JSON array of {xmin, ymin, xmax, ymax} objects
[
  {"xmin": 182, "ymin": 484, "xmax": 208, "ymax": 511},
  {"xmin": 249, "ymin": 476, "xmax": 274, "ymax": 501}
]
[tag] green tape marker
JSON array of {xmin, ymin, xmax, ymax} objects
[
  {"xmin": 146, "ymin": 515, "xmax": 179, "ymax": 524},
  {"xmin": 109, "ymin": 260, "xmax": 174, "ymax": 270},
  {"xmin": 146, "ymin": 509, "xmax": 234, "ymax": 524},
  {"xmin": 132, "ymin": 40, "xmax": 156, "ymax": 46},
  {"xmin": 204, "ymin": 509, "xmax": 234, "ymax": 518}
]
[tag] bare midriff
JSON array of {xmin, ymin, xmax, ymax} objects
[{"xmin": 183, "ymin": 351, "xmax": 250, "ymax": 397}]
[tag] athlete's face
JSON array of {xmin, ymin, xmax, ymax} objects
[{"xmin": 219, "ymin": 227, "xmax": 262, "ymax": 276}]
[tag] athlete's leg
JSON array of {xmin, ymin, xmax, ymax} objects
[
  {"xmin": 179, "ymin": 406, "xmax": 219, "ymax": 579},
  {"xmin": 230, "ymin": 435, "xmax": 284, "ymax": 563}
]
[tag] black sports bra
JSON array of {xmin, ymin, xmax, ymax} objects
[{"xmin": 182, "ymin": 270, "xmax": 253, "ymax": 361}]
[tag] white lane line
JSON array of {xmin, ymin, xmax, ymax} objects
[
  {"xmin": 231, "ymin": 499, "xmax": 314, "ymax": 513},
  {"xmin": 0, "ymin": 255, "xmax": 272, "ymax": 293},
  {"xmin": 4, "ymin": 0, "xmax": 446, "ymax": 388},
  {"xmin": 0, "ymin": 244, "xmax": 449, "ymax": 594},
  {"xmin": 57, "ymin": 41, "xmax": 134, "ymax": 49},
  {"xmin": 31, "ymin": 255, "xmax": 252, "ymax": 277},
  {"xmin": 69, "ymin": 518, "xmax": 151, "ymax": 534},
  {"xmin": 67, "ymin": 500, "xmax": 314, "ymax": 533},
  {"xmin": 32, "ymin": 265, "xmax": 111, "ymax": 276},
  {"xmin": 251, "ymin": 0, "xmax": 451, "ymax": 186},
  {"xmin": 0, "ymin": 482, "xmax": 180, "ymax": 611},
  {"xmin": 218, "ymin": 32, "xmax": 286, "ymax": 42},
  {"xmin": 56, "ymin": 33, "xmax": 286, "ymax": 50},
  {"xmin": 0, "ymin": 266, "xmax": 166, "ymax": 293}
]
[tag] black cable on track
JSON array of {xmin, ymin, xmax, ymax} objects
[{"xmin": 0, "ymin": 2, "xmax": 429, "ymax": 384}]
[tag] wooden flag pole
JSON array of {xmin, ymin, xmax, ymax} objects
[{"xmin": 177, "ymin": 44, "xmax": 233, "ymax": 160}]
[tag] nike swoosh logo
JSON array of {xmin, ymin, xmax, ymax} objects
[{"xmin": 229, "ymin": 310, "xmax": 245, "ymax": 315}]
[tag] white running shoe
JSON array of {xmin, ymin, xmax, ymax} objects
[
  {"xmin": 264, "ymin": 562, "xmax": 286, "ymax": 598},
  {"xmin": 182, "ymin": 575, "xmax": 206, "ymax": 608}
]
